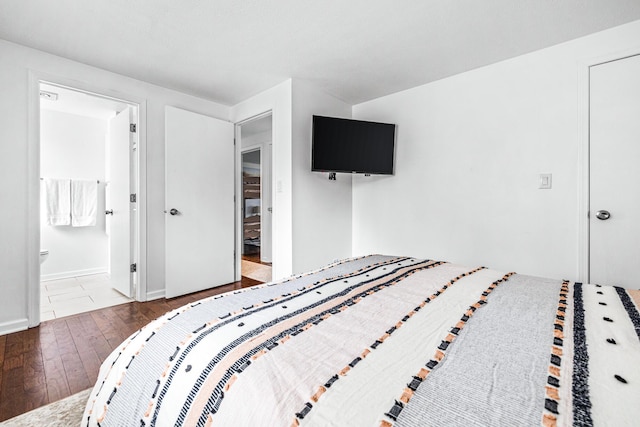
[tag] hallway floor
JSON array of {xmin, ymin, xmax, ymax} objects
[{"xmin": 40, "ymin": 273, "xmax": 133, "ymax": 320}]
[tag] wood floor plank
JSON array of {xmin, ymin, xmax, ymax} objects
[
  {"xmin": 22, "ymin": 388, "xmax": 48, "ymax": 413},
  {"xmin": 3, "ymin": 334, "xmax": 24, "ymax": 362},
  {"xmin": 0, "ymin": 277, "xmax": 259, "ymax": 422},
  {"xmin": 0, "ymin": 367, "xmax": 25, "ymax": 420},
  {"xmin": 43, "ymin": 355, "xmax": 71, "ymax": 403},
  {"xmin": 22, "ymin": 328, "xmax": 41, "ymax": 353},
  {"xmin": 60, "ymin": 351, "xmax": 92, "ymax": 394},
  {"xmin": 23, "ymin": 352, "xmax": 46, "ymax": 392},
  {"xmin": 51, "ymin": 320, "xmax": 77, "ymax": 356},
  {"xmin": 76, "ymin": 349, "xmax": 102, "ymax": 384},
  {"xmin": 0, "ymin": 335, "xmax": 6, "ymax": 364}
]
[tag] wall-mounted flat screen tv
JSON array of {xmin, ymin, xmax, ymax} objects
[{"xmin": 311, "ymin": 115, "xmax": 396, "ymax": 175}]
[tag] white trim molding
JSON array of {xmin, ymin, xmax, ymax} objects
[
  {"xmin": 145, "ymin": 289, "xmax": 165, "ymax": 301},
  {"xmin": 0, "ymin": 318, "xmax": 30, "ymax": 336},
  {"xmin": 27, "ymin": 71, "xmax": 41, "ymax": 328},
  {"xmin": 41, "ymin": 268, "xmax": 109, "ymax": 282}
]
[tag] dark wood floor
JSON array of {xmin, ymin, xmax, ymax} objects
[
  {"xmin": 0, "ymin": 276, "xmax": 262, "ymax": 422},
  {"xmin": 242, "ymin": 252, "xmax": 272, "ymax": 266}
]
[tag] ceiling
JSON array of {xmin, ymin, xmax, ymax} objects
[
  {"xmin": 2, "ymin": 1, "xmax": 640, "ymax": 106},
  {"xmin": 40, "ymin": 83, "xmax": 129, "ymax": 120}
]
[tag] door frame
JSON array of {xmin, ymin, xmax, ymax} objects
[
  {"xmin": 577, "ymin": 47, "xmax": 640, "ymax": 284},
  {"xmin": 27, "ymin": 70, "xmax": 147, "ymax": 326},
  {"xmin": 234, "ymin": 111, "xmax": 273, "ymax": 281}
]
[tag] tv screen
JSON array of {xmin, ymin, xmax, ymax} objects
[{"xmin": 311, "ymin": 115, "xmax": 396, "ymax": 175}]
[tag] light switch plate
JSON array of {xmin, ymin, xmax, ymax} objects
[{"xmin": 539, "ymin": 173, "xmax": 552, "ymax": 189}]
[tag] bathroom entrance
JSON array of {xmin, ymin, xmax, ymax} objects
[{"xmin": 39, "ymin": 82, "xmax": 139, "ymax": 320}]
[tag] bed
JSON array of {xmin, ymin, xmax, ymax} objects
[{"xmin": 83, "ymin": 255, "xmax": 640, "ymax": 426}]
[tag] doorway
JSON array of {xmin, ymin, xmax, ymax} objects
[
  {"xmin": 237, "ymin": 114, "xmax": 273, "ymax": 283},
  {"xmin": 39, "ymin": 82, "xmax": 139, "ymax": 319}
]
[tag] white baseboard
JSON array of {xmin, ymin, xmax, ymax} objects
[
  {"xmin": 41, "ymin": 267, "xmax": 108, "ymax": 282},
  {"xmin": 146, "ymin": 289, "xmax": 165, "ymax": 301},
  {"xmin": 0, "ymin": 318, "xmax": 29, "ymax": 336}
]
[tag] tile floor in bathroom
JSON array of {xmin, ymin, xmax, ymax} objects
[{"xmin": 40, "ymin": 273, "xmax": 133, "ymax": 320}]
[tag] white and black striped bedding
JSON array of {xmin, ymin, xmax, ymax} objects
[{"xmin": 83, "ymin": 255, "xmax": 640, "ymax": 426}]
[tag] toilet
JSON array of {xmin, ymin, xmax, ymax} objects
[{"xmin": 39, "ymin": 249, "xmax": 49, "ymax": 265}]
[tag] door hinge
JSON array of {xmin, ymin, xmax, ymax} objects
[
  {"xmin": 130, "ymin": 123, "xmax": 137, "ymax": 133},
  {"xmin": 130, "ymin": 193, "xmax": 137, "ymax": 203},
  {"xmin": 130, "ymin": 263, "xmax": 137, "ymax": 273},
  {"xmin": 233, "ymin": 138, "xmax": 236, "ymax": 146}
]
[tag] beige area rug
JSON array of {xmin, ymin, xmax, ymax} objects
[
  {"xmin": 0, "ymin": 388, "xmax": 90, "ymax": 427},
  {"xmin": 242, "ymin": 260, "xmax": 272, "ymax": 283}
]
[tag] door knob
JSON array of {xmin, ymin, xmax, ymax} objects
[
  {"xmin": 169, "ymin": 208, "xmax": 179, "ymax": 216},
  {"xmin": 595, "ymin": 210, "xmax": 611, "ymax": 220},
  {"xmin": 105, "ymin": 209, "xmax": 114, "ymax": 215}
]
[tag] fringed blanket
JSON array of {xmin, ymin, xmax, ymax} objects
[{"xmin": 83, "ymin": 255, "xmax": 640, "ymax": 426}]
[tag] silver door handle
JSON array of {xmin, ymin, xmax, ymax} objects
[{"xmin": 596, "ymin": 210, "xmax": 611, "ymax": 220}]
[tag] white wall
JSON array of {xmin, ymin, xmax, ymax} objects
[
  {"xmin": 291, "ymin": 80, "xmax": 352, "ymax": 273},
  {"xmin": 40, "ymin": 109, "xmax": 108, "ymax": 279},
  {"xmin": 352, "ymin": 21, "xmax": 640, "ymax": 281},
  {"xmin": 0, "ymin": 39, "xmax": 230, "ymax": 334}
]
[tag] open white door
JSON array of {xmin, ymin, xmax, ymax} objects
[
  {"xmin": 107, "ymin": 106, "xmax": 133, "ymax": 297},
  {"xmin": 165, "ymin": 106, "xmax": 235, "ymax": 298}
]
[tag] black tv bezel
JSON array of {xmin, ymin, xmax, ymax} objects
[{"xmin": 311, "ymin": 115, "xmax": 396, "ymax": 175}]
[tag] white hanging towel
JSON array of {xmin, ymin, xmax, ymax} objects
[
  {"xmin": 44, "ymin": 178, "xmax": 71, "ymax": 226},
  {"xmin": 71, "ymin": 180, "xmax": 98, "ymax": 227}
]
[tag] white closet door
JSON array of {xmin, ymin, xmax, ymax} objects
[
  {"xmin": 590, "ymin": 54, "xmax": 640, "ymax": 288},
  {"xmin": 165, "ymin": 106, "xmax": 234, "ymax": 298}
]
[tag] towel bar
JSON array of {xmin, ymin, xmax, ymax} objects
[{"xmin": 41, "ymin": 178, "xmax": 101, "ymax": 183}]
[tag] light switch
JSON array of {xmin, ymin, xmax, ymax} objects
[{"xmin": 539, "ymin": 173, "xmax": 552, "ymax": 189}]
